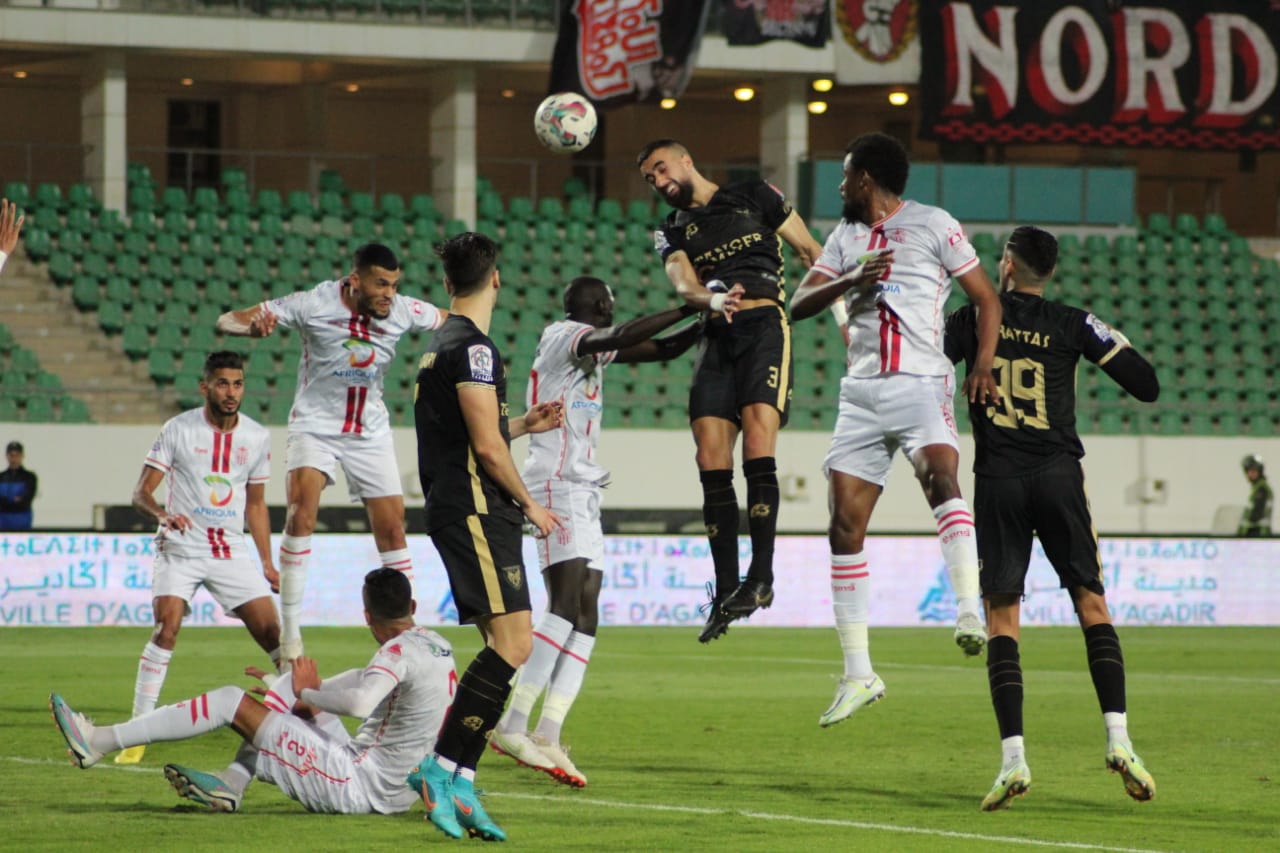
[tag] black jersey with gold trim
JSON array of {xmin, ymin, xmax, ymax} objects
[
  {"xmin": 414, "ymin": 314, "xmax": 521, "ymax": 531},
  {"xmin": 945, "ymin": 290, "xmax": 1127, "ymax": 478},
  {"xmin": 653, "ymin": 180, "xmax": 793, "ymax": 302}
]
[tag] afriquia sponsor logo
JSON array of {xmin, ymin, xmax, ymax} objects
[
  {"xmin": 342, "ymin": 338, "xmax": 376, "ymax": 368},
  {"xmin": 195, "ymin": 475, "xmax": 238, "ymax": 518}
]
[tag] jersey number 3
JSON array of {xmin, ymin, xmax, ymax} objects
[{"xmin": 986, "ymin": 356, "xmax": 1049, "ymax": 429}]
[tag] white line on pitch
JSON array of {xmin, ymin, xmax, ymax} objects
[
  {"xmin": 492, "ymin": 790, "xmax": 1179, "ymax": 853},
  {"xmin": 7, "ymin": 756, "xmax": 1179, "ymax": 852}
]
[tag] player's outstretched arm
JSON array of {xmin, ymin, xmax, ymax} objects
[
  {"xmin": 775, "ymin": 210, "xmax": 824, "ymax": 269},
  {"xmin": 577, "ymin": 304, "xmax": 697, "ymax": 361},
  {"xmin": 458, "ymin": 386, "xmax": 564, "ymax": 537},
  {"xmin": 217, "ymin": 304, "xmax": 278, "ymax": 337},
  {"xmin": 789, "ymin": 251, "xmax": 893, "ymax": 322},
  {"xmin": 614, "ymin": 315, "xmax": 704, "ymax": 364},
  {"xmin": 954, "ymin": 267, "xmax": 1003, "ymax": 403}
]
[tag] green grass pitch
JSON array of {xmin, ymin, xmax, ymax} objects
[{"xmin": 3, "ymin": 625, "xmax": 1276, "ymax": 852}]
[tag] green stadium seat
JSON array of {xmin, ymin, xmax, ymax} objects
[
  {"xmin": 1145, "ymin": 212, "xmax": 1171, "ymax": 235},
  {"xmin": 47, "ymin": 251, "xmax": 76, "ymax": 285},
  {"xmin": 160, "ymin": 210, "xmax": 189, "ymax": 234},
  {"xmin": 319, "ymin": 190, "xmax": 346, "ymax": 218},
  {"xmin": 318, "ymin": 169, "xmax": 345, "ymax": 194},
  {"xmin": 380, "ymin": 217, "xmax": 408, "ymax": 242},
  {"xmin": 376, "ymin": 192, "xmax": 406, "ymax": 222},
  {"xmin": 66, "ymin": 183, "xmax": 98, "ymax": 212},
  {"xmin": 286, "ymin": 190, "xmax": 314, "ymax": 219},
  {"xmin": 148, "ymin": 348, "xmax": 177, "ymax": 384},
  {"xmin": 104, "ymin": 275, "xmax": 134, "ymax": 307},
  {"xmin": 114, "ymin": 253, "xmax": 143, "ymax": 283},
  {"xmin": 57, "ymin": 397, "xmax": 92, "ymax": 423},
  {"xmin": 192, "ymin": 187, "xmax": 220, "ymax": 214},
  {"xmin": 88, "ymin": 230, "xmax": 117, "ymax": 257},
  {"xmin": 188, "ymin": 231, "xmax": 217, "ymax": 260},
  {"xmin": 127, "ymin": 162, "xmax": 153, "ymax": 184},
  {"xmin": 32, "ymin": 207, "xmax": 61, "ymax": 234},
  {"xmin": 72, "ymin": 275, "xmax": 101, "ymax": 310},
  {"xmin": 1174, "ymin": 212, "xmax": 1198, "ymax": 235},
  {"xmin": 121, "ymin": 323, "xmax": 151, "ymax": 359},
  {"xmin": 23, "ymin": 227, "xmax": 52, "ymax": 262},
  {"xmin": 58, "ymin": 230, "xmax": 87, "ymax": 259},
  {"xmin": 3, "ymin": 181, "xmax": 30, "ymax": 208},
  {"xmin": 98, "ymin": 209, "xmax": 125, "ymax": 235},
  {"xmin": 98, "ymin": 300, "xmax": 126, "ymax": 335},
  {"xmin": 23, "ymin": 396, "xmax": 55, "ymax": 422},
  {"xmin": 160, "ymin": 186, "xmax": 189, "ymax": 213},
  {"xmin": 150, "ymin": 255, "xmax": 176, "ymax": 283},
  {"xmin": 256, "ymin": 189, "xmax": 283, "ymax": 217},
  {"xmin": 65, "ymin": 208, "xmax": 95, "ymax": 237},
  {"xmin": 220, "ymin": 168, "xmax": 248, "ymax": 192},
  {"xmin": 35, "ymin": 182, "xmax": 65, "ymax": 212}
]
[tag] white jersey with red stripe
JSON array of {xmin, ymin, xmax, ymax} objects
[
  {"xmin": 293, "ymin": 625, "xmax": 456, "ymax": 813},
  {"xmin": 522, "ymin": 320, "xmax": 617, "ymax": 487},
  {"xmin": 144, "ymin": 408, "xmax": 271, "ymax": 561},
  {"xmin": 812, "ymin": 200, "xmax": 980, "ymax": 378},
  {"xmin": 266, "ymin": 280, "xmax": 443, "ymax": 439}
]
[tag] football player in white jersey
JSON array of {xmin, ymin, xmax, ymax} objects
[
  {"xmin": 217, "ymin": 243, "xmax": 446, "ymax": 662},
  {"xmin": 489, "ymin": 276, "xmax": 701, "ymax": 786},
  {"xmin": 118, "ymin": 351, "xmax": 280, "ymax": 765},
  {"xmin": 791, "ymin": 133, "xmax": 1003, "ymax": 728},
  {"xmin": 51, "ymin": 568, "xmax": 456, "ymax": 816}
]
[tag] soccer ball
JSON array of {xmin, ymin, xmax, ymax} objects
[{"xmin": 534, "ymin": 92, "xmax": 598, "ymax": 154}]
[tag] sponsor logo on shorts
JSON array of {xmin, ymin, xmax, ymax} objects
[
  {"xmin": 705, "ymin": 523, "xmax": 719, "ymax": 538},
  {"xmin": 749, "ymin": 503, "xmax": 771, "ymax": 519},
  {"xmin": 461, "ymin": 715, "xmax": 484, "ymax": 732}
]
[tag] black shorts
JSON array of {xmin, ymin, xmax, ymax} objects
[
  {"xmin": 975, "ymin": 456, "xmax": 1105, "ymax": 597},
  {"xmin": 689, "ymin": 303, "xmax": 793, "ymax": 427},
  {"xmin": 430, "ymin": 513, "xmax": 531, "ymax": 624}
]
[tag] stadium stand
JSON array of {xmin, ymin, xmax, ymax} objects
[{"xmin": 8, "ymin": 169, "xmax": 1275, "ymax": 434}]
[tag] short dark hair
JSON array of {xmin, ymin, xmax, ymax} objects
[
  {"xmin": 353, "ymin": 243, "xmax": 400, "ymax": 273},
  {"xmin": 435, "ymin": 232, "xmax": 498, "ymax": 297},
  {"xmin": 362, "ymin": 567, "xmax": 413, "ymax": 621},
  {"xmin": 846, "ymin": 132, "xmax": 910, "ymax": 196},
  {"xmin": 563, "ymin": 276, "xmax": 611, "ymax": 317},
  {"xmin": 636, "ymin": 138, "xmax": 688, "ymax": 167},
  {"xmin": 1006, "ymin": 226, "xmax": 1059, "ymax": 279},
  {"xmin": 203, "ymin": 350, "xmax": 245, "ymax": 379}
]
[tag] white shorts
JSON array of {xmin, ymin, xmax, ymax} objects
[
  {"xmin": 253, "ymin": 712, "xmax": 391, "ymax": 814},
  {"xmin": 286, "ymin": 431, "xmax": 403, "ymax": 502},
  {"xmin": 822, "ymin": 373, "xmax": 959, "ymax": 487},
  {"xmin": 529, "ymin": 480, "xmax": 604, "ymax": 572},
  {"xmin": 152, "ymin": 551, "xmax": 273, "ymax": 616}
]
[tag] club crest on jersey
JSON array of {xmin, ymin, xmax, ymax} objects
[
  {"xmin": 234, "ymin": 446, "xmax": 249, "ymax": 467},
  {"xmin": 468, "ymin": 345, "xmax": 494, "ymax": 382}
]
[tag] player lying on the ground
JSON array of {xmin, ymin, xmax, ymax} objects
[{"xmin": 50, "ymin": 568, "xmax": 457, "ymax": 817}]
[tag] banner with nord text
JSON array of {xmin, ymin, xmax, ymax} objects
[
  {"xmin": 549, "ymin": 0, "xmax": 711, "ymax": 109},
  {"xmin": 918, "ymin": 0, "xmax": 1280, "ymax": 150}
]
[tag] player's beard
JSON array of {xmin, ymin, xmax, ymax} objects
[
  {"xmin": 842, "ymin": 196, "xmax": 869, "ymax": 225},
  {"xmin": 665, "ymin": 178, "xmax": 695, "ymax": 210},
  {"xmin": 356, "ymin": 290, "xmax": 392, "ymax": 320}
]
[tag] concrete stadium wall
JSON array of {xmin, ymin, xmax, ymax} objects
[{"xmin": 1, "ymin": 423, "xmax": 1272, "ymax": 534}]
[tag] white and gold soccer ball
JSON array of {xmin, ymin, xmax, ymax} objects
[{"xmin": 533, "ymin": 92, "xmax": 598, "ymax": 154}]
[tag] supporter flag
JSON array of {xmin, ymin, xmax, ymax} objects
[
  {"xmin": 721, "ymin": 0, "xmax": 830, "ymax": 48},
  {"xmin": 549, "ymin": 0, "xmax": 712, "ymax": 109}
]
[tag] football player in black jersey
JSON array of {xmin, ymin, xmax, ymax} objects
[
  {"xmin": 408, "ymin": 231, "xmax": 564, "ymax": 842},
  {"xmin": 945, "ymin": 225, "xmax": 1159, "ymax": 810},
  {"xmin": 637, "ymin": 139, "xmax": 825, "ymax": 643}
]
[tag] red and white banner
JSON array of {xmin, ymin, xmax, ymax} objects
[
  {"xmin": 919, "ymin": 0, "xmax": 1280, "ymax": 150},
  {"xmin": 548, "ymin": 0, "xmax": 711, "ymax": 109}
]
